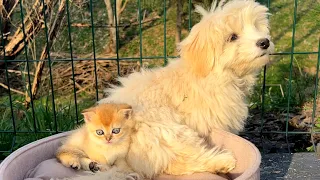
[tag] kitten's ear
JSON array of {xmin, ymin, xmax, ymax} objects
[
  {"xmin": 118, "ymin": 108, "xmax": 132, "ymax": 120},
  {"xmin": 82, "ymin": 108, "xmax": 96, "ymax": 122}
]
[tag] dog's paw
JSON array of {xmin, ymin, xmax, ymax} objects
[
  {"xmin": 207, "ymin": 151, "xmax": 237, "ymax": 174},
  {"xmin": 126, "ymin": 173, "xmax": 141, "ymax": 180},
  {"xmin": 216, "ymin": 154, "xmax": 236, "ymax": 174}
]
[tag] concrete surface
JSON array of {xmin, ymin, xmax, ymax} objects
[{"xmin": 261, "ymin": 153, "xmax": 320, "ymax": 180}]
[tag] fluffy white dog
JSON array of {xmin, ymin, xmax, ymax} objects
[
  {"xmin": 63, "ymin": 0, "xmax": 275, "ymax": 179},
  {"xmin": 100, "ymin": 0, "xmax": 274, "ymax": 139}
]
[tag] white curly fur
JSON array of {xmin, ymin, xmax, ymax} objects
[
  {"xmin": 99, "ymin": 0, "xmax": 274, "ymax": 137},
  {"xmin": 67, "ymin": 0, "xmax": 274, "ymax": 179},
  {"xmin": 55, "ymin": 107, "xmax": 236, "ymax": 179},
  {"xmin": 126, "ymin": 107, "xmax": 235, "ymax": 178}
]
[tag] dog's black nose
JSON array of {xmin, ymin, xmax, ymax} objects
[{"xmin": 256, "ymin": 38, "xmax": 270, "ymax": 49}]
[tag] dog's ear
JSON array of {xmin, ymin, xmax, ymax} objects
[{"xmin": 179, "ymin": 22, "xmax": 216, "ymax": 77}]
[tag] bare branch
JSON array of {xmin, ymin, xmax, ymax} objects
[
  {"xmin": 6, "ymin": 0, "xmax": 19, "ymax": 18},
  {"xmin": 1, "ymin": 69, "xmax": 35, "ymax": 76},
  {"xmin": 0, "ymin": 82, "xmax": 25, "ymax": 95},
  {"xmin": 25, "ymin": 0, "xmax": 67, "ymax": 108},
  {"xmin": 0, "ymin": 0, "xmax": 59, "ymax": 58},
  {"xmin": 68, "ymin": 15, "xmax": 160, "ymax": 28},
  {"xmin": 118, "ymin": 0, "xmax": 128, "ymax": 15}
]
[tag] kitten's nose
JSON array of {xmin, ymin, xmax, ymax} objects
[
  {"xmin": 106, "ymin": 135, "xmax": 112, "ymax": 141},
  {"xmin": 256, "ymin": 38, "xmax": 270, "ymax": 49}
]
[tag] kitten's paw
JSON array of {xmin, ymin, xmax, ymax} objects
[
  {"xmin": 96, "ymin": 164, "xmax": 111, "ymax": 172},
  {"xmin": 89, "ymin": 162, "xmax": 100, "ymax": 172},
  {"xmin": 88, "ymin": 162, "xmax": 110, "ymax": 172},
  {"xmin": 70, "ymin": 161, "xmax": 81, "ymax": 170},
  {"xmin": 126, "ymin": 173, "xmax": 141, "ymax": 180},
  {"xmin": 59, "ymin": 157, "xmax": 81, "ymax": 170}
]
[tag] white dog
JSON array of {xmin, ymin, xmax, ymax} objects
[{"xmin": 99, "ymin": 0, "xmax": 274, "ymax": 139}]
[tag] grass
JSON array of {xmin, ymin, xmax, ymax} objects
[
  {"xmin": 0, "ymin": 93, "xmax": 95, "ymax": 158},
  {"xmin": 249, "ymin": 0, "xmax": 320, "ymax": 112},
  {"xmin": 1, "ymin": 0, "xmax": 320, "ymax": 157}
]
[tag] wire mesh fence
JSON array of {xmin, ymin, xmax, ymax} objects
[{"xmin": 0, "ymin": 0, "xmax": 320, "ymax": 158}]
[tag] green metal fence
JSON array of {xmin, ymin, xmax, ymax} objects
[{"xmin": 0, "ymin": 0, "xmax": 320, "ymax": 158}]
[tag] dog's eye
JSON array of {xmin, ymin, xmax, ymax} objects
[{"xmin": 229, "ymin": 33, "xmax": 238, "ymax": 42}]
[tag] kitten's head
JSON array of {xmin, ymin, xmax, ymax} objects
[{"xmin": 82, "ymin": 103, "xmax": 133, "ymax": 146}]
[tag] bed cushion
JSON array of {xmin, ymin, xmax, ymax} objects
[
  {"xmin": 0, "ymin": 129, "xmax": 260, "ymax": 180},
  {"xmin": 23, "ymin": 158, "xmax": 228, "ymax": 180}
]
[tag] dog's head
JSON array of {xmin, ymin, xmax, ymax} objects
[{"xmin": 179, "ymin": 0, "xmax": 274, "ymax": 77}]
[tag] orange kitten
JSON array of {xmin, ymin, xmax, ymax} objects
[{"xmin": 56, "ymin": 104, "xmax": 134, "ymax": 173}]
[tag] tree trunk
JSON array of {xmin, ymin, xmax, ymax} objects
[
  {"xmin": 104, "ymin": 0, "xmax": 116, "ymax": 53},
  {"xmin": 0, "ymin": 0, "xmax": 18, "ymax": 40},
  {"xmin": 116, "ymin": 0, "xmax": 128, "ymax": 24},
  {"xmin": 0, "ymin": 0, "xmax": 59, "ymax": 59},
  {"xmin": 104, "ymin": 0, "xmax": 128, "ymax": 54},
  {"xmin": 175, "ymin": 0, "xmax": 182, "ymax": 44},
  {"xmin": 25, "ymin": 0, "xmax": 67, "ymax": 108}
]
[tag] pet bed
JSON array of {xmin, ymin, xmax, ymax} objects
[{"xmin": 0, "ymin": 128, "xmax": 261, "ymax": 180}]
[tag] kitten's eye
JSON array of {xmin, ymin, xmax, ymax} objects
[
  {"xmin": 96, "ymin": 129, "xmax": 104, "ymax": 136},
  {"xmin": 112, "ymin": 128, "xmax": 120, "ymax": 134},
  {"xmin": 229, "ymin": 33, "xmax": 238, "ymax": 42}
]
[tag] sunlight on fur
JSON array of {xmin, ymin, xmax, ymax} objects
[
  {"xmin": 83, "ymin": 0, "xmax": 275, "ymax": 179},
  {"xmin": 56, "ymin": 104, "xmax": 134, "ymax": 173},
  {"xmin": 127, "ymin": 106, "xmax": 236, "ymax": 178},
  {"xmin": 99, "ymin": 0, "xmax": 274, "ymax": 137},
  {"xmin": 56, "ymin": 103, "xmax": 236, "ymax": 179}
]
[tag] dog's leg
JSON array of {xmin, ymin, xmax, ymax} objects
[{"xmin": 164, "ymin": 140, "xmax": 236, "ymax": 175}]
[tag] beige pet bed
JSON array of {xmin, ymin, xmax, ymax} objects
[{"xmin": 0, "ymin": 128, "xmax": 261, "ymax": 180}]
